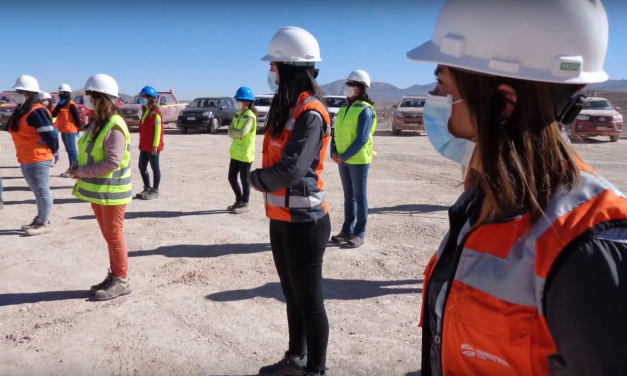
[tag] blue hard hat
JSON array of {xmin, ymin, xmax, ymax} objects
[
  {"xmin": 234, "ymin": 86, "xmax": 255, "ymax": 101},
  {"xmin": 139, "ymin": 86, "xmax": 158, "ymax": 99}
]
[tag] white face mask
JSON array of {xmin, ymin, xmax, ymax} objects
[
  {"xmin": 343, "ymin": 85, "xmax": 355, "ymax": 98},
  {"xmin": 42, "ymin": 100, "xmax": 50, "ymax": 107},
  {"xmin": 267, "ymin": 71, "xmax": 279, "ymax": 93},
  {"xmin": 13, "ymin": 93, "xmax": 25, "ymax": 105},
  {"xmin": 235, "ymin": 102, "xmax": 243, "ymax": 110}
]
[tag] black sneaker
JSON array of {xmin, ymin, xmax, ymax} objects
[
  {"xmin": 143, "ymin": 188, "xmax": 159, "ymax": 200},
  {"xmin": 347, "ymin": 235, "xmax": 365, "ymax": 248},
  {"xmin": 21, "ymin": 218, "xmax": 39, "ymax": 231},
  {"xmin": 227, "ymin": 201, "xmax": 242, "ymax": 211},
  {"xmin": 135, "ymin": 187, "xmax": 151, "ymax": 199},
  {"xmin": 330, "ymin": 232, "xmax": 351, "ymax": 243},
  {"xmin": 259, "ymin": 353, "xmax": 307, "ymax": 376},
  {"xmin": 232, "ymin": 202, "xmax": 249, "ymax": 214}
]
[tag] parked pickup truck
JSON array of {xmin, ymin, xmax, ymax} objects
[
  {"xmin": 120, "ymin": 91, "xmax": 187, "ymax": 130},
  {"xmin": 567, "ymin": 96, "xmax": 623, "ymax": 142},
  {"xmin": 325, "ymin": 95, "xmax": 347, "ymax": 129},
  {"xmin": 178, "ymin": 97, "xmax": 236, "ymax": 134},
  {"xmin": 254, "ymin": 94, "xmax": 274, "ymax": 131},
  {"xmin": 74, "ymin": 94, "xmax": 126, "ymax": 126},
  {"xmin": 392, "ymin": 95, "xmax": 426, "ymax": 135},
  {"xmin": 0, "ymin": 92, "xmax": 18, "ymax": 128}
]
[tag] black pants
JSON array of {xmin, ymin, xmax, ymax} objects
[
  {"xmin": 228, "ymin": 159, "xmax": 252, "ymax": 203},
  {"xmin": 138, "ymin": 151, "xmax": 161, "ymax": 190},
  {"xmin": 269, "ymin": 214, "xmax": 332, "ymax": 373}
]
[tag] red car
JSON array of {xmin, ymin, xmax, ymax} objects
[{"xmin": 568, "ymin": 97, "xmax": 623, "ymax": 142}]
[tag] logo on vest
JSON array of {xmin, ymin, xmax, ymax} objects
[
  {"xmin": 270, "ymin": 140, "xmax": 282, "ymax": 148},
  {"xmin": 460, "ymin": 344, "xmax": 509, "ymax": 368}
]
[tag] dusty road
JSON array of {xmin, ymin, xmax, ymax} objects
[{"xmin": 0, "ymin": 124, "xmax": 626, "ymax": 376}]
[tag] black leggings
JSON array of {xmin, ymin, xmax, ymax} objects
[
  {"xmin": 138, "ymin": 151, "xmax": 161, "ymax": 190},
  {"xmin": 269, "ymin": 214, "xmax": 332, "ymax": 373},
  {"xmin": 228, "ymin": 159, "xmax": 252, "ymax": 203}
]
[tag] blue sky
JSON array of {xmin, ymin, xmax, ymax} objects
[{"xmin": 1, "ymin": 0, "xmax": 626, "ymax": 100}]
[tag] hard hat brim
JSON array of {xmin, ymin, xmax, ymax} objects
[
  {"xmin": 407, "ymin": 40, "xmax": 609, "ymax": 85},
  {"xmin": 260, "ymin": 54, "xmax": 322, "ymax": 63},
  {"xmin": 344, "ymin": 78, "xmax": 370, "ymax": 88},
  {"xmin": 12, "ymin": 85, "xmax": 40, "ymax": 93}
]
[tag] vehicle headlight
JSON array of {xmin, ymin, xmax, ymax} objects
[
  {"xmin": 395, "ymin": 111, "xmax": 403, "ymax": 117},
  {"xmin": 203, "ymin": 111, "xmax": 213, "ymax": 117},
  {"xmin": 576, "ymin": 114, "xmax": 589, "ymax": 120},
  {"xmin": 613, "ymin": 115, "xmax": 623, "ymax": 121}
]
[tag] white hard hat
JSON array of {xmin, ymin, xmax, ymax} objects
[
  {"xmin": 407, "ymin": 0, "xmax": 609, "ymax": 84},
  {"xmin": 12, "ymin": 75, "xmax": 41, "ymax": 93},
  {"xmin": 346, "ymin": 70, "xmax": 371, "ymax": 88},
  {"xmin": 81, "ymin": 74, "xmax": 119, "ymax": 98},
  {"xmin": 261, "ymin": 26, "xmax": 321, "ymax": 64},
  {"xmin": 59, "ymin": 83, "xmax": 72, "ymax": 93},
  {"xmin": 40, "ymin": 92, "xmax": 52, "ymax": 100}
]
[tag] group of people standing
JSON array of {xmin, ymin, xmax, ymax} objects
[{"xmin": 3, "ymin": 0, "xmax": 627, "ymax": 373}]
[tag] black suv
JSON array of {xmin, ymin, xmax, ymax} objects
[{"xmin": 178, "ymin": 97, "xmax": 236, "ymax": 134}]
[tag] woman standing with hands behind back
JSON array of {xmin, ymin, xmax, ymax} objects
[
  {"xmin": 71, "ymin": 74, "xmax": 133, "ymax": 301},
  {"xmin": 249, "ymin": 26, "xmax": 332, "ymax": 376}
]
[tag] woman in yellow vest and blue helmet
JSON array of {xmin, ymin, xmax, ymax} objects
[
  {"xmin": 70, "ymin": 74, "xmax": 133, "ymax": 301},
  {"xmin": 330, "ymin": 70, "xmax": 377, "ymax": 248},
  {"xmin": 227, "ymin": 86, "xmax": 257, "ymax": 214},
  {"xmin": 410, "ymin": 0, "xmax": 627, "ymax": 375}
]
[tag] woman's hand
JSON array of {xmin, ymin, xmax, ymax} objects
[
  {"xmin": 151, "ymin": 147, "xmax": 158, "ymax": 156},
  {"xmin": 332, "ymin": 153, "xmax": 343, "ymax": 164}
]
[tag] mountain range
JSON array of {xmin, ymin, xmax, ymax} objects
[{"xmin": 320, "ymin": 79, "xmax": 627, "ymax": 103}]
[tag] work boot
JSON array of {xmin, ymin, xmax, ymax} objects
[
  {"xmin": 135, "ymin": 187, "xmax": 151, "ymax": 199},
  {"xmin": 259, "ymin": 353, "xmax": 307, "ymax": 376},
  {"xmin": 142, "ymin": 188, "xmax": 159, "ymax": 200},
  {"xmin": 232, "ymin": 202, "xmax": 249, "ymax": 214},
  {"xmin": 330, "ymin": 232, "xmax": 351, "ymax": 243},
  {"xmin": 24, "ymin": 220, "xmax": 52, "ymax": 236},
  {"xmin": 90, "ymin": 270, "xmax": 114, "ymax": 295},
  {"xmin": 21, "ymin": 218, "xmax": 38, "ymax": 231},
  {"xmin": 227, "ymin": 201, "xmax": 242, "ymax": 211},
  {"xmin": 347, "ymin": 235, "xmax": 365, "ymax": 248},
  {"xmin": 94, "ymin": 275, "xmax": 131, "ymax": 301},
  {"xmin": 60, "ymin": 170, "xmax": 72, "ymax": 178}
]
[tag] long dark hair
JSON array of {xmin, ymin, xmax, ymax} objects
[
  {"xmin": 265, "ymin": 63, "xmax": 326, "ymax": 138},
  {"xmin": 89, "ymin": 92, "xmax": 123, "ymax": 142},
  {"xmin": 450, "ymin": 68, "xmax": 584, "ymax": 223},
  {"xmin": 354, "ymin": 82, "xmax": 374, "ymax": 105},
  {"xmin": 8, "ymin": 92, "xmax": 39, "ymax": 132}
]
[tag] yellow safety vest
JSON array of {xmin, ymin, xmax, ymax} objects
[
  {"xmin": 73, "ymin": 114, "xmax": 132, "ymax": 205},
  {"xmin": 229, "ymin": 109, "xmax": 257, "ymax": 163},
  {"xmin": 334, "ymin": 100, "xmax": 377, "ymax": 164}
]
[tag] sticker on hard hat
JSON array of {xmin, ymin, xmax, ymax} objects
[{"xmin": 560, "ymin": 63, "xmax": 581, "ymax": 71}]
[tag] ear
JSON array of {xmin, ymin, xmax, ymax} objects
[{"xmin": 497, "ymin": 84, "xmax": 517, "ymax": 119}]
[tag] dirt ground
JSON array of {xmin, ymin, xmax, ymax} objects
[{"xmin": 1, "ymin": 118, "xmax": 626, "ymax": 376}]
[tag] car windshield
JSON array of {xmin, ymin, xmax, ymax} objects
[
  {"xmin": 254, "ymin": 97, "xmax": 273, "ymax": 107},
  {"xmin": 190, "ymin": 98, "xmax": 219, "ymax": 108},
  {"xmin": 129, "ymin": 95, "xmax": 142, "ymax": 104},
  {"xmin": 399, "ymin": 98, "xmax": 425, "ymax": 108},
  {"xmin": 326, "ymin": 97, "xmax": 347, "ymax": 108},
  {"xmin": 583, "ymin": 100, "xmax": 613, "ymax": 110},
  {"xmin": 74, "ymin": 95, "xmax": 91, "ymax": 105}
]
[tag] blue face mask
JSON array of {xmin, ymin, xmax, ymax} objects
[
  {"xmin": 423, "ymin": 93, "xmax": 475, "ymax": 166},
  {"xmin": 139, "ymin": 98, "xmax": 147, "ymax": 106},
  {"xmin": 267, "ymin": 71, "xmax": 279, "ymax": 93}
]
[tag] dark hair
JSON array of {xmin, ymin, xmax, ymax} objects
[
  {"xmin": 89, "ymin": 92, "xmax": 123, "ymax": 142},
  {"xmin": 449, "ymin": 68, "xmax": 584, "ymax": 223},
  {"xmin": 354, "ymin": 82, "xmax": 374, "ymax": 105},
  {"xmin": 265, "ymin": 63, "xmax": 326, "ymax": 138},
  {"xmin": 8, "ymin": 92, "xmax": 39, "ymax": 132},
  {"xmin": 238, "ymin": 99, "xmax": 258, "ymax": 117}
]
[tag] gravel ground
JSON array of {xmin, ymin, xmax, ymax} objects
[{"xmin": 0, "ymin": 120, "xmax": 625, "ymax": 376}]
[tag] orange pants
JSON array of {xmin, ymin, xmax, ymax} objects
[{"xmin": 91, "ymin": 203, "xmax": 128, "ymax": 278}]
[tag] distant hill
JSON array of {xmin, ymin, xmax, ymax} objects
[{"xmin": 321, "ymin": 79, "xmax": 627, "ymax": 103}]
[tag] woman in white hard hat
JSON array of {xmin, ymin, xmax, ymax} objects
[
  {"xmin": 249, "ymin": 26, "xmax": 332, "ymax": 376},
  {"xmin": 53, "ymin": 83, "xmax": 81, "ymax": 178},
  {"xmin": 71, "ymin": 74, "xmax": 133, "ymax": 301},
  {"xmin": 330, "ymin": 70, "xmax": 377, "ymax": 248},
  {"xmin": 408, "ymin": 0, "xmax": 627, "ymax": 375},
  {"xmin": 39, "ymin": 92, "xmax": 60, "ymax": 167},
  {"xmin": 7, "ymin": 75, "xmax": 58, "ymax": 236}
]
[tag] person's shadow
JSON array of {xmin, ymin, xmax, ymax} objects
[{"xmin": 129, "ymin": 243, "xmax": 271, "ymax": 259}]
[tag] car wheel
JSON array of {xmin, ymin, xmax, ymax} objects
[
  {"xmin": 610, "ymin": 134, "xmax": 619, "ymax": 142},
  {"xmin": 392, "ymin": 125, "xmax": 401, "ymax": 135},
  {"xmin": 210, "ymin": 118, "xmax": 219, "ymax": 134},
  {"xmin": 180, "ymin": 126, "xmax": 188, "ymax": 134}
]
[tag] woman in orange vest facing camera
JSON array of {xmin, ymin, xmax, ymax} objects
[
  {"xmin": 52, "ymin": 83, "xmax": 81, "ymax": 178},
  {"xmin": 7, "ymin": 75, "xmax": 58, "ymax": 236},
  {"xmin": 249, "ymin": 27, "xmax": 331, "ymax": 376},
  {"xmin": 409, "ymin": 0, "xmax": 627, "ymax": 375}
]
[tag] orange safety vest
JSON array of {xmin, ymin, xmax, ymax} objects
[
  {"xmin": 420, "ymin": 164, "xmax": 627, "ymax": 376},
  {"xmin": 56, "ymin": 100, "xmax": 79, "ymax": 133},
  {"xmin": 262, "ymin": 92, "xmax": 331, "ymax": 222},
  {"xmin": 8, "ymin": 103, "xmax": 54, "ymax": 164}
]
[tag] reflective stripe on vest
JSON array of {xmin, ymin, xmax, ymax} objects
[
  {"xmin": 229, "ymin": 109, "xmax": 256, "ymax": 163},
  {"xmin": 334, "ymin": 101, "xmax": 377, "ymax": 164},
  {"xmin": 421, "ymin": 168, "xmax": 627, "ymax": 376},
  {"xmin": 73, "ymin": 114, "xmax": 132, "ymax": 206},
  {"xmin": 264, "ymin": 191, "xmax": 325, "ymax": 208}
]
